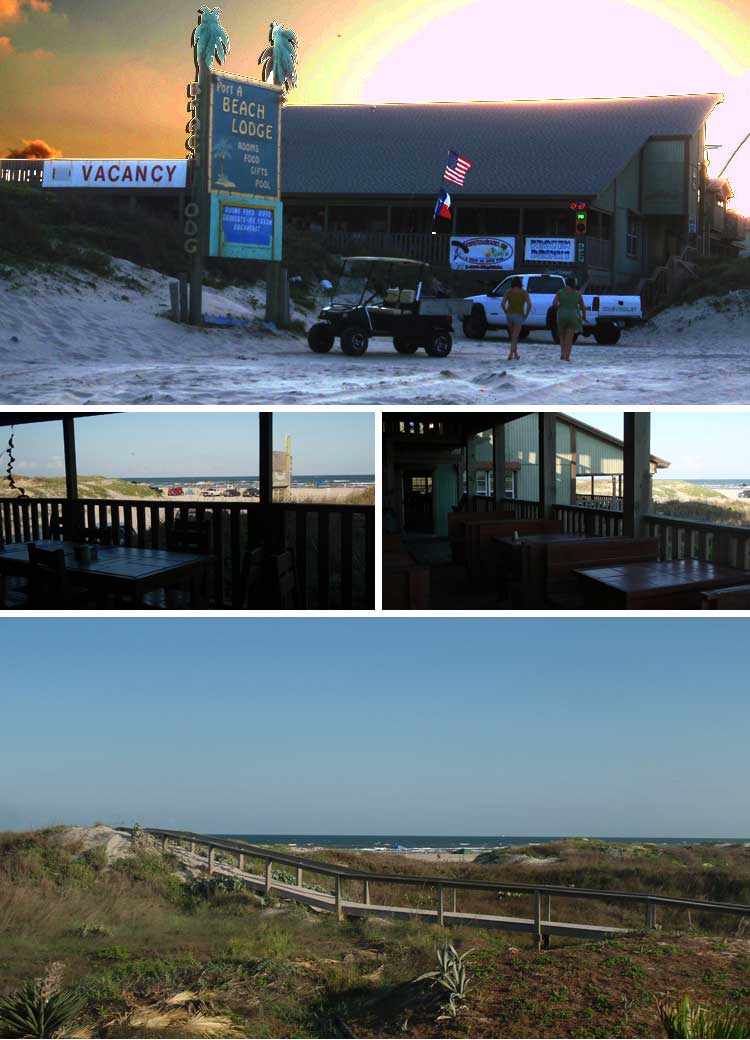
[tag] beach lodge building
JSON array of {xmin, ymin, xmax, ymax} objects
[
  {"xmin": 383, "ymin": 412, "xmax": 750, "ymax": 610},
  {"xmin": 281, "ymin": 93, "xmax": 745, "ymax": 293}
]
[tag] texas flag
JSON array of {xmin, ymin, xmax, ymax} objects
[{"xmin": 434, "ymin": 188, "xmax": 452, "ymax": 221}]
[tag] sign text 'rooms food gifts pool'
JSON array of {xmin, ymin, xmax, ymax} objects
[
  {"xmin": 207, "ymin": 71, "xmax": 283, "ymax": 260},
  {"xmin": 42, "ymin": 160, "xmax": 188, "ymax": 189}
]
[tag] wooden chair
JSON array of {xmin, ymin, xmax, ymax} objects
[
  {"xmin": 273, "ymin": 549, "xmax": 299, "ymax": 609},
  {"xmin": 27, "ymin": 544, "xmax": 90, "ymax": 609},
  {"xmin": 166, "ymin": 520, "xmax": 212, "ymax": 555},
  {"xmin": 700, "ymin": 584, "xmax": 750, "ymax": 609},
  {"xmin": 240, "ymin": 546, "xmax": 266, "ymax": 608}
]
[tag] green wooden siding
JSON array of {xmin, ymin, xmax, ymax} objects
[{"xmin": 642, "ymin": 139, "xmax": 687, "ymax": 215}]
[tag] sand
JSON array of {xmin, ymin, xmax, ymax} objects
[{"xmin": 3, "ymin": 257, "xmax": 750, "ymax": 404}]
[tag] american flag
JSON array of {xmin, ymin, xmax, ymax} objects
[{"xmin": 443, "ymin": 150, "xmax": 472, "ymax": 186}]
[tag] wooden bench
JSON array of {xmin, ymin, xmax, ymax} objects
[
  {"xmin": 383, "ymin": 540, "xmax": 429, "ymax": 609},
  {"xmin": 448, "ymin": 508, "xmax": 516, "ymax": 564},
  {"xmin": 700, "ymin": 584, "xmax": 750, "ymax": 609}
]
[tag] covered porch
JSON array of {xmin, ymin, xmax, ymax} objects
[
  {"xmin": 0, "ymin": 412, "xmax": 375, "ymax": 610},
  {"xmin": 383, "ymin": 412, "xmax": 750, "ymax": 610}
]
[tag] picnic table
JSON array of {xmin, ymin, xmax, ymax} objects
[
  {"xmin": 0, "ymin": 540, "xmax": 215, "ymax": 608},
  {"xmin": 574, "ymin": 559, "xmax": 750, "ymax": 610}
]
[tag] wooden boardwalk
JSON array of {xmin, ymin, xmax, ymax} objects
[{"xmin": 118, "ymin": 827, "xmax": 750, "ymax": 946}]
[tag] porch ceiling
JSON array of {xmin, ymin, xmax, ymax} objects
[
  {"xmin": 386, "ymin": 412, "xmax": 537, "ymax": 441},
  {"xmin": 0, "ymin": 413, "xmax": 117, "ymax": 426}
]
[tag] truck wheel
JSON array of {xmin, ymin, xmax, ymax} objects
[
  {"xmin": 519, "ymin": 326, "xmax": 530, "ymax": 341},
  {"xmin": 393, "ymin": 337, "xmax": 419, "ymax": 354},
  {"xmin": 547, "ymin": 309, "xmax": 560, "ymax": 344},
  {"xmin": 307, "ymin": 323, "xmax": 335, "ymax": 353},
  {"xmin": 425, "ymin": 331, "xmax": 453, "ymax": 358},
  {"xmin": 463, "ymin": 308, "xmax": 487, "ymax": 339},
  {"xmin": 340, "ymin": 327, "xmax": 369, "ymax": 356},
  {"xmin": 594, "ymin": 326, "xmax": 621, "ymax": 345}
]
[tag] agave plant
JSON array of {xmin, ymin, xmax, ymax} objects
[
  {"xmin": 416, "ymin": 941, "xmax": 475, "ymax": 1021},
  {"xmin": 0, "ymin": 967, "xmax": 84, "ymax": 1040},
  {"xmin": 193, "ymin": 6, "xmax": 230, "ymax": 70},
  {"xmin": 257, "ymin": 22, "xmax": 298, "ymax": 99},
  {"xmin": 657, "ymin": 995, "xmax": 750, "ymax": 1039}
]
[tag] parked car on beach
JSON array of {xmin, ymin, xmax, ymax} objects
[{"xmin": 463, "ymin": 272, "xmax": 642, "ymax": 345}]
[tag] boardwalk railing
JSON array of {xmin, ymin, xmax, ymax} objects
[
  {"xmin": 124, "ymin": 828, "xmax": 750, "ymax": 946},
  {"xmin": 0, "ymin": 497, "xmax": 375, "ymax": 609}
]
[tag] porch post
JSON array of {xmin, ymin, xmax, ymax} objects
[
  {"xmin": 537, "ymin": 413, "xmax": 557, "ymax": 520},
  {"xmin": 623, "ymin": 413, "xmax": 651, "ymax": 538},
  {"xmin": 259, "ymin": 412, "xmax": 274, "ymax": 548},
  {"xmin": 61, "ymin": 416, "xmax": 79, "ymax": 540},
  {"xmin": 493, "ymin": 423, "xmax": 505, "ymax": 506}
]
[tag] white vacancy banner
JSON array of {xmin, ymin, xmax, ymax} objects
[
  {"xmin": 524, "ymin": 238, "xmax": 576, "ymax": 263},
  {"xmin": 42, "ymin": 160, "xmax": 188, "ymax": 189}
]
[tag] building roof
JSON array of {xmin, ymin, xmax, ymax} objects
[
  {"xmin": 281, "ymin": 94, "xmax": 721, "ymax": 199},
  {"xmin": 559, "ymin": 413, "xmax": 670, "ymax": 469}
]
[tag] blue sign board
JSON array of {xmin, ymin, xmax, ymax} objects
[
  {"xmin": 209, "ymin": 194, "xmax": 283, "ymax": 260},
  {"xmin": 209, "ymin": 72, "xmax": 281, "ymax": 200}
]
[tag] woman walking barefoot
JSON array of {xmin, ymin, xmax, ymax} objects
[
  {"xmin": 501, "ymin": 276, "xmax": 531, "ymax": 360},
  {"xmin": 553, "ymin": 276, "xmax": 586, "ymax": 361}
]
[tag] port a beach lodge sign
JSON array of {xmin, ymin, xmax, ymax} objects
[
  {"xmin": 207, "ymin": 71, "xmax": 283, "ymax": 261},
  {"xmin": 42, "ymin": 160, "xmax": 188, "ymax": 189}
]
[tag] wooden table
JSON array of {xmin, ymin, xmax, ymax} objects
[
  {"xmin": 575, "ymin": 559, "xmax": 750, "ymax": 610},
  {"xmin": 495, "ymin": 533, "xmax": 599, "ymax": 606},
  {"xmin": 0, "ymin": 540, "xmax": 215, "ymax": 608}
]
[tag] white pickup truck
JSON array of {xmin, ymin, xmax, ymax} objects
[{"xmin": 463, "ymin": 272, "xmax": 642, "ymax": 345}]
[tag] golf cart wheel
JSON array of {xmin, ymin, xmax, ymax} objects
[
  {"xmin": 425, "ymin": 331, "xmax": 453, "ymax": 358},
  {"xmin": 340, "ymin": 326, "xmax": 369, "ymax": 356},
  {"xmin": 307, "ymin": 323, "xmax": 335, "ymax": 353},
  {"xmin": 463, "ymin": 309, "xmax": 487, "ymax": 339},
  {"xmin": 593, "ymin": 326, "xmax": 621, "ymax": 345},
  {"xmin": 393, "ymin": 337, "xmax": 419, "ymax": 354}
]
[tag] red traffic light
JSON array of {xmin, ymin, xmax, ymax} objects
[{"xmin": 569, "ymin": 201, "xmax": 588, "ymax": 211}]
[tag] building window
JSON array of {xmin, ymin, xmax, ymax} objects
[
  {"xmin": 595, "ymin": 211, "xmax": 612, "ymax": 240},
  {"xmin": 505, "ymin": 472, "xmax": 516, "ymax": 499},
  {"xmin": 474, "ymin": 471, "xmax": 490, "ymax": 496},
  {"xmin": 626, "ymin": 213, "xmax": 641, "ymax": 258}
]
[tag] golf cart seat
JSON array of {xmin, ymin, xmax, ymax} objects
[{"xmin": 384, "ymin": 287, "xmax": 400, "ymax": 305}]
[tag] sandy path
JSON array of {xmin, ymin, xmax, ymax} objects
[{"xmin": 2, "ymin": 262, "xmax": 750, "ymax": 404}]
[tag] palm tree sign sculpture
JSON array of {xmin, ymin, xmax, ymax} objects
[
  {"xmin": 257, "ymin": 22, "xmax": 298, "ymax": 99},
  {"xmin": 194, "ymin": 6, "xmax": 230, "ymax": 70}
]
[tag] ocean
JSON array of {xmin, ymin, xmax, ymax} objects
[
  {"xmin": 220, "ymin": 834, "xmax": 748, "ymax": 853},
  {"xmin": 124, "ymin": 473, "xmax": 375, "ymax": 489}
]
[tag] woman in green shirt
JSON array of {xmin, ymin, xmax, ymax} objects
[
  {"xmin": 501, "ymin": 276, "xmax": 532, "ymax": 361},
  {"xmin": 553, "ymin": 275, "xmax": 587, "ymax": 361}
]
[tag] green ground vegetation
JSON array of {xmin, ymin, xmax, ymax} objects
[
  {"xmin": 0, "ymin": 184, "xmax": 337, "ymax": 290},
  {"xmin": 2, "ymin": 831, "xmax": 750, "ymax": 1038},
  {"xmin": 651, "ymin": 481, "xmax": 750, "ymax": 528},
  {"xmin": 678, "ymin": 257, "xmax": 750, "ymax": 305},
  {"xmin": 0, "ymin": 476, "xmax": 158, "ymax": 501}
]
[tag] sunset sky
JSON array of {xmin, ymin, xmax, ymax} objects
[{"xmin": 1, "ymin": 0, "xmax": 748, "ymax": 210}]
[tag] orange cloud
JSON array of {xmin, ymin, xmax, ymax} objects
[
  {"xmin": 0, "ymin": 0, "xmax": 51, "ymax": 23},
  {"xmin": 28, "ymin": 46, "xmax": 51, "ymax": 58},
  {"xmin": 4, "ymin": 137, "xmax": 61, "ymax": 158},
  {"xmin": 0, "ymin": 34, "xmax": 13, "ymax": 55}
]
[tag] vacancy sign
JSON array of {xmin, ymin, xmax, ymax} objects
[{"xmin": 42, "ymin": 160, "xmax": 188, "ymax": 189}]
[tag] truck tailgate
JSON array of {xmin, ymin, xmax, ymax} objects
[{"xmin": 420, "ymin": 298, "xmax": 473, "ymax": 318}]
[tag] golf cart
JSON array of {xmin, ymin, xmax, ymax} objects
[{"xmin": 307, "ymin": 257, "xmax": 457, "ymax": 357}]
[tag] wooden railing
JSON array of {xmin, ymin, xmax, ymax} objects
[
  {"xmin": 645, "ymin": 513, "xmax": 750, "ymax": 571},
  {"xmin": 554, "ymin": 504, "xmax": 624, "ymax": 537},
  {"xmin": 126, "ymin": 827, "xmax": 750, "ymax": 944},
  {"xmin": 574, "ymin": 494, "xmax": 623, "ymax": 511},
  {"xmin": 638, "ymin": 245, "xmax": 699, "ymax": 316},
  {"xmin": 315, "ymin": 230, "xmax": 450, "ymax": 266},
  {"xmin": 0, "ymin": 497, "xmax": 375, "ymax": 609}
]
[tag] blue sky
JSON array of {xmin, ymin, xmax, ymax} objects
[
  {"xmin": 0, "ymin": 413, "xmax": 375, "ymax": 476},
  {"xmin": 1, "ymin": 618, "xmax": 748, "ymax": 837}
]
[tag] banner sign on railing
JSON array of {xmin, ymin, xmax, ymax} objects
[
  {"xmin": 41, "ymin": 159, "xmax": 188, "ymax": 189},
  {"xmin": 449, "ymin": 236, "xmax": 515, "ymax": 271},
  {"xmin": 524, "ymin": 237, "xmax": 576, "ymax": 263}
]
